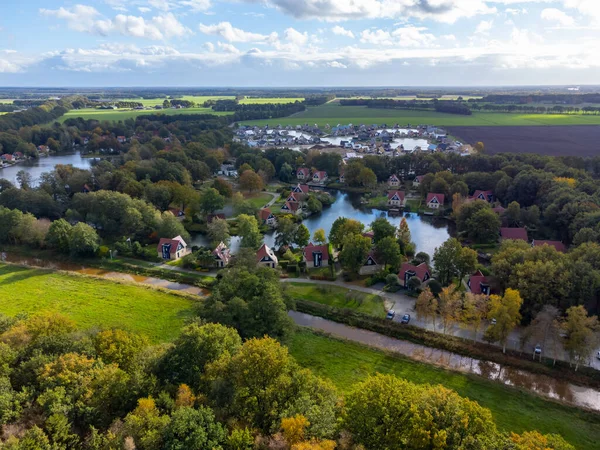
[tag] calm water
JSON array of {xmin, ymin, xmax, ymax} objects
[
  {"xmin": 291, "ymin": 311, "xmax": 600, "ymax": 412},
  {"xmin": 0, "ymin": 152, "xmax": 93, "ymax": 185},
  {"xmin": 194, "ymin": 191, "xmax": 451, "ymax": 257},
  {"xmin": 281, "ymin": 130, "xmax": 428, "ymax": 150}
]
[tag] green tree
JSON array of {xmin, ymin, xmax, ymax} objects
[
  {"xmin": 358, "ymin": 167, "xmax": 377, "ymax": 188},
  {"xmin": 397, "ymin": 217, "xmax": 412, "ymax": 250},
  {"xmin": 16, "ymin": 170, "xmax": 33, "ymax": 190},
  {"xmin": 312, "ymin": 228, "xmax": 326, "ymax": 245},
  {"xmin": 93, "ymin": 329, "xmax": 149, "ymax": 372},
  {"xmin": 212, "ymin": 179, "xmax": 233, "ymax": 198},
  {"xmin": 207, "ymin": 218, "xmax": 230, "ymax": 247},
  {"xmin": 339, "ymin": 234, "xmax": 372, "ymax": 276},
  {"xmin": 450, "ymin": 181, "xmax": 468, "ymax": 197},
  {"xmin": 200, "ymin": 268, "xmax": 293, "ymax": 340},
  {"xmin": 123, "ymin": 397, "xmax": 169, "ymax": 450},
  {"xmin": 279, "ymin": 163, "xmax": 294, "ymax": 183},
  {"xmin": 205, "ymin": 337, "xmax": 338, "ymax": 437},
  {"xmin": 227, "ymin": 428, "xmax": 254, "ymax": 450},
  {"xmin": 69, "ymin": 223, "xmax": 99, "ymax": 257},
  {"xmin": 275, "ymin": 216, "xmax": 298, "ymax": 248},
  {"xmin": 469, "ymin": 208, "xmax": 501, "ymax": 244},
  {"xmin": 162, "ymin": 406, "xmax": 226, "ymax": 450},
  {"xmin": 199, "ymin": 188, "xmax": 225, "ymax": 214},
  {"xmin": 306, "ymin": 195, "xmax": 323, "ymax": 213},
  {"xmin": 328, "ymin": 217, "xmax": 364, "ymax": 248},
  {"xmin": 484, "ymin": 289, "xmax": 523, "ymax": 353},
  {"xmin": 562, "ymin": 306, "xmax": 599, "ymax": 371},
  {"xmin": 46, "ymin": 219, "xmax": 73, "ymax": 254},
  {"xmin": 295, "ymin": 224, "xmax": 310, "ymax": 248},
  {"xmin": 158, "ymin": 212, "xmax": 191, "ymax": 243},
  {"xmin": 505, "ymin": 201, "xmax": 522, "ymax": 227},
  {"xmin": 433, "ymin": 238, "xmax": 477, "ymax": 286},
  {"xmin": 375, "ymin": 236, "xmax": 401, "ymax": 270},
  {"xmin": 371, "ymin": 217, "xmax": 396, "ymax": 244},
  {"xmin": 236, "ymin": 214, "xmax": 262, "ymax": 249},
  {"xmin": 159, "ymin": 323, "xmax": 241, "ymax": 390}
]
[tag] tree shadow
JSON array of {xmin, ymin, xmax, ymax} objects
[{"xmin": 0, "ymin": 265, "xmax": 50, "ymax": 286}]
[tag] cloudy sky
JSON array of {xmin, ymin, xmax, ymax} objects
[{"xmin": 0, "ymin": 0, "xmax": 599, "ymax": 86}]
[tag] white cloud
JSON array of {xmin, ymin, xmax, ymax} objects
[
  {"xmin": 217, "ymin": 41, "xmax": 241, "ymax": 54},
  {"xmin": 199, "ymin": 22, "xmax": 276, "ymax": 43},
  {"xmin": 332, "ymin": 25, "xmax": 354, "ymax": 38},
  {"xmin": 138, "ymin": 7, "xmax": 152, "ymax": 13},
  {"xmin": 180, "ymin": 0, "xmax": 212, "ymax": 12},
  {"xmin": 0, "ymin": 59, "xmax": 20, "ymax": 73},
  {"xmin": 204, "ymin": 42, "xmax": 215, "ymax": 52},
  {"xmin": 541, "ymin": 8, "xmax": 575, "ymax": 26},
  {"xmin": 505, "ymin": 8, "xmax": 527, "ymax": 15},
  {"xmin": 475, "ymin": 20, "xmax": 493, "ymax": 34},
  {"xmin": 236, "ymin": 0, "xmax": 496, "ymax": 23},
  {"xmin": 284, "ymin": 28, "xmax": 308, "ymax": 46},
  {"xmin": 327, "ymin": 61, "xmax": 347, "ymax": 69},
  {"xmin": 441, "ymin": 34, "xmax": 457, "ymax": 41},
  {"xmin": 360, "ymin": 29, "xmax": 393, "ymax": 45},
  {"xmin": 148, "ymin": 0, "xmax": 173, "ymax": 11},
  {"xmin": 40, "ymin": 6, "xmax": 191, "ymax": 40}
]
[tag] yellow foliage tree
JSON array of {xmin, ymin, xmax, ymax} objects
[
  {"xmin": 175, "ymin": 384, "xmax": 196, "ymax": 408},
  {"xmin": 485, "ymin": 288, "xmax": 523, "ymax": 353},
  {"xmin": 553, "ymin": 177, "xmax": 577, "ymax": 188},
  {"xmin": 282, "ymin": 415, "xmax": 309, "ymax": 445}
]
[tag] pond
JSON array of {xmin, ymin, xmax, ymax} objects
[
  {"xmin": 193, "ymin": 190, "xmax": 452, "ymax": 257},
  {"xmin": 0, "ymin": 152, "xmax": 93, "ymax": 186}
]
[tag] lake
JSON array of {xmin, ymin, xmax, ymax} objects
[
  {"xmin": 0, "ymin": 152, "xmax": 93, "ymax": 186},
  {"xmin": 193, "ymin": 190, "xmax": 452, "ymax": 257}
]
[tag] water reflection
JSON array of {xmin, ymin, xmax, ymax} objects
[
  {"xmin": 0, "ymin": 152, "xmax": 94, "ymax": 186},
  {"xmin": 194, "ymin": 191, "xmax": 452, "ymax": 257},
  {"xmin": 290, "ymin": 311, "xmax": 600, "ymax": 412}
]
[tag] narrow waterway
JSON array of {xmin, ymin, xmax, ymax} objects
[{"xmin": 290, "ymin": 311, "xmax": 600, "ymax": 412}]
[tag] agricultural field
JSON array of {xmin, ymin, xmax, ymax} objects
[
  {"xmin": 0, "ymin": 264, "xmax": 196, "ymax": 342},
  {"xmin": 239, "ymin": 97, "xmax": 304, "ymax": 104},
  {"xmin": 289, "ymin": 329, "xmax": 600, "ymax": 450},
  {"xmin": 118, "ymin": 95, "xmax": 235, "ymax": 106},
  {"xmin": 240, "ymin": 103, "xmax": 600, "ymax": 127},
  {"xmin": 0, "ymin": 99, "xmax": 14, "ymax": 104},
  {"xmin": 285, "ymin": 283, "xmax": 387, "ymax": 318},
  {"xmin": 59, "ymin": 107, "xmax": 232, "ymax": 122},
  {"xmin": 449, "ymin": 125, "xmax": 600, "ymax": 157}
]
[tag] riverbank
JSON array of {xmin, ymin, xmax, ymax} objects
[{"xmin": 289, "ymin": 328, "xmax": 600, "ymax": 450}]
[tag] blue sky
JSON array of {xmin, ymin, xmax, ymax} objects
[{"xmin": 1, "ymin": 0, "xmax": 599, "ymax": 86}]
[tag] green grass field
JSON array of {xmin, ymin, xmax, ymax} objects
[
  {"xmin": 0, "ymin": 99, "xmax": 14, "ymax": 104},
  {"xmin": 244, "ymin": 192, "xmax": 273, "ymax": 209},
  {"xmin": 239, "ymin": 97, "xmax": 304, "ymax": 105},
  {"xmin": 240, "ymin": 103, "xmax": 600, "ymax": 127},
  {"xmin": 118, "ymin": 96, "xmax": 235, "ymax": 107},
  {"xmin": 288, "ymin": 330, "xmax": 600, "ymax": 450},
  {"xmin": 285, "ymin": 283, "xmax": 387, "ymax": 318},
  {"xmin": 59, "ymin": 107, "xmax": 232, "ymax": 123},
  {"xmin": 0, "ymin": 264, "xmax": 196, "ymax": 342}
]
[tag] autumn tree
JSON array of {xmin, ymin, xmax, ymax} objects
[
  {"xmin": 484, "ymin": 288, "xmax": 523, "ymax": 353},
  {"xmin": 415, "ymin": 288, "xmax": 438, "ymax": 331},
  {"xmin": 207, "ymin": 217, "xmax": 230, "ymax": 247},
  {"xmin": 312, "ymin": 228, "xmax": 326, "ymax": 245},
  {"xmin": 438, "ymin": 284, "xmax": 462, "ymax": 334},
  {"xmin": 328, "ymin": 217, "xmax": 364, "ymax": 248},
  {"xmin": 122, "ymin": 397, "xmax": 169, "ymax": 450},
  {"xmin": 460, "ymin": 293, "xmax": 489, "ymax": 341},
  {"xmin": 239, "ymin": 170, "xmax": 264, "ymax": 193},
  {"xmin": 397, "ymin": 217, "xmax": 412, "ymax": 250},
  {"xmin": 561, "ymin": 306, "xmax": 599, "ymax": 370}
]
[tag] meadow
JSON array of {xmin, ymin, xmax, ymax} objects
[
  {"xmin": 59, "ymin": 107, "xmax": 232, "ymax": 122},
  {"xmin": 238, "ymin": 97, "xmax": 304, "ymax": 104},
  {"xmin": 289, "ymin": 329, "xmax": 600, "ymax": 450},
  {"xmin": 0, "ymin": 264, "xmax": 195, "ymax": 342},
  {"xmin": 285, "ymin": 283, "xmax": 387, "ymax": 318},
  {"xmin": 240, "ymin": 103, "xmax": 600, "ymax": 127}
]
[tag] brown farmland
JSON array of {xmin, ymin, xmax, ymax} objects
[{"xmin": 448, "ymin": 126, "xmax": 600, "ymax": 157}]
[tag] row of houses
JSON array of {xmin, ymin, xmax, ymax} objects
[{"xmin": 297, "ymin": 168, "xmax": 328, "ymax": 184}]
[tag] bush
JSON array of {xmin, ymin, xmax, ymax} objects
[{"xmin": 98, "ymin": 246, "xmax": 110, "ymax": 258}]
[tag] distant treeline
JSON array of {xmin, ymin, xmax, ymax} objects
[
  {"xmin": 471, "ymin": 103, "xmax": 600, "ymax": 115},
  {"xmin": 304, "ymin": 94, "xmax": 336, "ymax": 106},
  {"xmin": 0, "ymin": 104, "xmax": 18, "ymax": 112},
  {"xmin": 339, "ymin": 98, "xmax": 472, "ymax": 115},
  {"xmin": 115, "ymin": 101, "xmax": 144, "ymax": 108},
  {"xmin": 479, "ymin": 93, "xmax": 600, "ymax": 105},
  {"xmin": 232, "ymin": 102, "xmax": 306, "ymax": 121},
  {"xmin": 0, "ymin": 99, "xmax": 72, "ymax": 132}
]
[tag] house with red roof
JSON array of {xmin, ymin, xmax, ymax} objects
[
  {"xmin": 388, "ymin": 174, "xmax": 401, "ymax": 187},
  {"xmin": 297, "ymin": 167, "xmax": 310, "ymax": 181},
  {"xmin": 471, "ymin": 190, "xmax": 494, "ymax": 203},
  {"xmin": 312, "ymin": 171, "xmax": 328, "ymax": 184},
  {"xmin": 426, "ymin": 193, "xmax": 445, "ymax": 209},
  {"xmin": 286, "ymin": 192, "xmax": 300, "ymax": 203},
  {"xmin": 291, "ymin": 184, "xmax": 310, "ymax": 195},
  {"xmin": 13, "ymin": 152, "xmax": 23, "ymax": 160},
  {"xmin": 303, "ymin": 243, "xmax": 329, "ymax": 268},
  {"xmin": 213, "ymin": 242, "xmax": 231, "ymax": 268},
  {"xmin": 500, "ymin": 227, "xmax": 528, "ymax": 242},
  {"xmin": 492, "ymin": 205, "xmax": 506, "ymax": 215},
  {"xmin": 117, "ymin": 136, "xmax": 127, "ymax": 144},
  {"xmin": 398, "ymin": 262, "xmax": 431, "ymax": 287},
  {"xmin": 387, "ymin": 190, "xmax": 406, "ymax": 208},
  {"xmin": 37, "ymin": 145, "xmax": 50, "ymax": 154},
  {"xmin": 1, "ymin": 154, "xmax": 13, "ymax": 162},
  {"xmin": 257, "ymin": 243, "xmax": 278, "ymax": 268},
  {"xmin": 413, "ymin": 175, "xmax": 425, "ymax": 187},
  {"xmin": 359, "ymin": 251, "xmax": 381, "ymax": 275},
  {"xmin": 533, "ymin": 240, "xmax": 567, "ymax": 253},
  {"xmin": 467, "ymin": 270, "xmax": 492, "ymax": 295},
  {"xmin": 259, "ymin": 208, "xmax": 277, "ymax": 227},
  {"xmin": 281, "ymin": 201, "xmax": 300, "ymax": 215},
  {"xmin": 157, "ymin": 235, "xmax": 190, "ymax": 261}
]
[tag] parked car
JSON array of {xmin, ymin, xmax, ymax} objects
[
  {"xmin": 386, "ymin": 310, "xmax": 395, "ymax": 320},
  {"xmin": 401, "ymin": 314, "xmax": 411, "ymax": 324},
  {"xmin": 491, "ymin": 318, "xmax": 497, "ymax": 325},
  {"xmin": 534, "ymin": 345, "xmax": 542, "ymax": 355}
]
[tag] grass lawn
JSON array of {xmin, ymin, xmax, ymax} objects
[
  {"xmin": 289, "ymin": 330, "xmax": 600, "ymax": 450},
  {"xmin": 244, "ymin": 192, "xmax": 273, "ymax": 209},
  {"xmin": 240, "ymin": 103, "xmax": 600, "ymax": 127},
  {"xmin": 365, "ymin": 195, "xmax": 388, "ymax": 209},
  {"xmin": 59, "ymin": 107, "xmax": 232, "ymax": 123},
  {"xmin": 0, "ymin": 264, "xmax": 196, "ymax": 343},
  {"xmin": 285, "ymin": 283, "xmax": 386, "ymax": 318}
]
